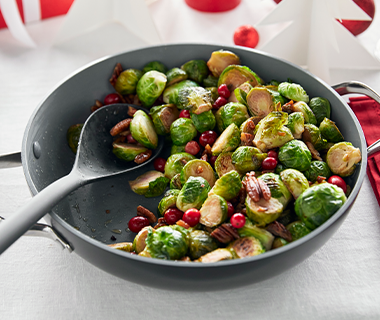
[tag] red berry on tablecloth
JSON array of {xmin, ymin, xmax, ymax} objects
[{"xmin": 233, "ymin": 25, "xmax": 259, "ymax": 49}]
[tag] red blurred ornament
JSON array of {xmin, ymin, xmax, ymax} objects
[
  {"xmin": 185, "ymin": 0, "xmax": 241, "ymax": 12},
  {"xmin": 233, "ymin": 25, "xmax": 259, "ymax": 49}
]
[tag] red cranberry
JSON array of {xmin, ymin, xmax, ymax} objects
[
  {"xmin": 227, "ymin": 202, "xmax": 235, "ymax": 218},
  {"xmin": 128, "ymin": 216, "xmax": 149, "ymax": 233},
  {"xmin": 209, "ymin": 155, "xmax": 218, "ymax": 167},
  {"xmin": 126, "ymin": 133, "xmax": 137, "ymax": 144},
  {"xmin": 179, "ymin": 109, "xmax": 191, "ymax": 118},
  {"xmin": 267, "ymin": 150, "xmax": 278, "ymax": 160},
  {"xmin": 104, "ymin": 93, "xmax": 121, "ymax": 105},
  {"xmin": 164, "ymin": 208, "xmax": 183, "ymax": 225},
  {"xmin": 182, "ymin": 208, "xmax": 201, "ymax": 227},
  {"xmin": 327, "ymin": 175, "xmax": 347, "ymax": 193},
  {"xmin": 199, "ymin": 131, "xmax": 218, "ymax": 147},
  {"xmin": 153, "ymin": 157, "xmax": 166, "ymax": 173},
  {"xmin": 185, "ymin": 141, "xmax": 201, "ymax": 156},
  {"xmin": 230, "ymin": 213, "xmax": 246, "ymax": 229},
  {"xmin": 262, "ymin": 157, "xmax": 278, "ymax": 170},
  {"xmin": 213, "ymin": 96, "xmax": 227, "ymax": 110},
  {"xmin": 217, "ymin": 84, "xmax": 231, "ymax": 99}
]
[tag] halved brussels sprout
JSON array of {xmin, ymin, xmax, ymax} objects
[
  {"xmin": 218, "ymin": 65, "xmax": 263, "ymax": 93},
  {"xmin": 319, "ymin": 118, "xmax": 344, "ymax": 143},
  {"xmin": 209, "ymin": 170, "xmax": 242, "ymax": 201},
  {"xmin": 188, "ymin": 230, "xmax": 218, "ymax": 260},
  {"xmin": 214, "ymin": 152, "xmax": 238, "ymax": 177},
  {"xmin": 176, "ymin": 176, "xmax": 211, "ymax": 212},
  {"xmin": 178, "ymin": 86, "xmax": 213, "ymax": 114},
  {"xmin": 130, "ymin": 110, "xmax": 158, "ymax": 149},
  {"xmin": 199, "ymin": 194, "xmax": 228, "ymax": 227},
  {"xmin": 170, "ymin": 173, "xmax": 183, "ymax": 190},
  {"xmin": 278, "ymin": 140, "xmax": 312, "ymax": 171},
  {"xmin": 163, "ymin": 80, "xmax": 199, "ymax": 106},
  {"xmin": 158, "ymin": 189, "xmax": 180, "ymax": 216},
  {"xmin": 202, "ymin": 75, "xmax": 219, "ymax": 88},
  {"xmin": 231, "ymin": 146, "xmax": 267, "ymax": 174},
  {"xmin": 309, "ymin": 97, "xmax": 331, "ymax": 125},
  {"xmin": 238, "ymin": 219, "xmax": 274, "ymax": 251},
  {"xmin": 227, "ymin": 237, "xmax": 265, "ymax": 258},
  {"xmin": 280, "ymin": 169, "xmax": 309, "ymax": 200},
  {"xmin": 145, "ymin": 225, "xmax": 189, "ymax": 260},
  {"xmin": 246, "ymin": 87, "xmax": 274, "ymax": 117},
  {"xmin": 171, "ymin": 144, "xmax": 186, "ymax": 155},
  {"xmin": 295, "ymin": 183, "xmax": 346, "ymax": 230},
  {"xmin": 170, "ymin": 117, "xmax": 197, "ymax": 146},
  {"xmin": 190, "ymin": 110, "xmax": 216, "ymax": 133},
  {"xmin": 304, "ymin": 161, "xmax": 331, "ymax": 182},
  {"xmin": 287, "ymin": 112, "xmax": 304, "ymax": 139},
  {"xmin": 253, "ymin": 112, "xmax": 294, "ymax": 152},
  {"xmin": 181, "ymin": 59, "xmax": 209, "ymax": 84},
  {"xmin": 133, "ymin": 226, "xmax": 153, "ymax": 253},
  {"xmin": 136, "ymin": 70, "xmax": 167, "ymax": 107},
  {"xmin": 142, "ymin": 61, "xmax": 167, "ymax": 74},
  {"xmin": 286, "ymin": 221, "xmax": 311, "ymax": 241},
  {"xmin": 180, "ymin": 159, "xmax": 216, "ymax": 187},
  {"xmin": 207, "ymin": 50, "xmax": 241, "ymax": 77},
  {"xmin": 67, "ymin": 124, "xmax": 83, "ymax": 154},
  {"xmin": 278, "ymin": 82, "xmax": 309, "ymax": 103},
  {"xmin": 266, "ymin": 86, "xmax": 288, "ymax": 106},
  {"xmin": 211, "ymin": 123, "xmax": 241, "ymax": 156},
  {"xmin": 164, "ymin": 152, "xmax": 197, "ymax": 179},
  {"xmin": 259, "ymin": 172, "xmax": 292, "ymax": 207},
  {"xmin": 108, "ymin": 242, "xmax": 134, "ymax": 252},
  {"xmin": 114, "ymin": 69, "xmax": 143, "ymax": 95},
  {"xmin": 112, "ymin": 143, "xmax": 148, "ymax": 162},
  {"xmin": 129, "ymin": 170, "xmax": 169, "ymax": 197},
  {"xmin": 150, "ymin": 104, "xmax": 179, "ymax": 135},
  {"xmin": 245, "ymin": 195, "xmax": 283, "ymax": 227},
  {"xmin": 234, "ymin": 82, "xmax": 253, "ymax": 106},
  {"xmin": 326, "ymin": 142, "xmax": 361, "ymax": 177},
  {"xmin": 302, "ymin": 123, "xmax": 328, "ymax": 151},
  {"xmin": 166, "ymin": 67, "xmax": 188, "ymax": 86},
  {"xmin": 292, "ymin": 101, "xmax": 317, "ymax": 125},
  {"xmin": 196, "ymin": 248, "xmax": 234, "ymax": 262}
]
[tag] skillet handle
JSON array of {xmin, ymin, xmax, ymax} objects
[{"xmin": 332, "ymin": 81, "xmax": 380, "ymax": 156}]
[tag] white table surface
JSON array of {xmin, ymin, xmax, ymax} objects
[{"xmin": 1, "ymin": 0, "xmax": 380, "ymax": 319}]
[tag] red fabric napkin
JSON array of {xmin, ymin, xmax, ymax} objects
[{"xmin": 349, "ymin": 96, "xmax": 380, "ymax": 206}]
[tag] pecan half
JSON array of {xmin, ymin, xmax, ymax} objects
[
  {"xmin": 306, "ymin": 141, "xmax": 322, "ymax": 161},
  {"xmin": 110, "ymin": 118, "xmax": 132, "ymax": 136},
  {"xmin": 281, "ymin": 100, "xmax": 294, "ymax": 113},
  {"xmin": 134, "ymin": 150, "xmax": 152, "ymax": 164},
  {"xmin": 110, "ymin": 63, "xmax": 123, "ymax": 87},
  {"xmin": 91, "ymin": 100, "xmax": 103, "ymax": 113},
  {"xmin": 257, "ymin": 178, "xmax": 272, "ymax": 200},
  {"xmin": 244, "ymin": 172, "xmax": 271, "ymax": 202},
  {"xmin": 137, "ymin": 205, "xmax": 157, "ymax": 224},
  {"xmin": 176, "ymin": 220, "xmax": 190, "ymax": 229},
  {"xmin": 154, "ymin": 217, "xmax": 168, "ymax": 229},
  {"xmin": 211, "ymin": 223, "xmax": 240, "ymax": 244},
  {"xmin": 128, "ymin": 105, "xmax": 138, "ymax": 117},
  {"xmin": 266, "ymin": 221, "xmax": 292, "ymax": 242},
  {"xmin": 241, "ymin": 132, "xmax": 254, "ymax": 146}
]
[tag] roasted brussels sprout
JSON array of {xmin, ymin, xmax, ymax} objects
[
  {"xmin": 294, "ymin": 183, "xmax": 346, "ymax": 230},
  {"xmin": 246, "ymin": 87, "xmax": 274, "ymax": 117},
  {"xmin": 170, "ymin": 173, "xmax": 183, "ymax": 190},
  {"xmin": 145, "ymin": 225, "xmax": 189, "ymax": 260},
  {"xmin": 309, "ymin": 97, "xmax": 331, "ymax": 125},
  {"xmin": 218, "ymin": 65, "xmax": 262, "ymax": 93},
  {"xmin": 209, "ymin": 170, "xmax": 242, "ymax": 201},
  {"xmin": 253, "ymin": 112, "xmax": 294, "ymax": 152},
  {"xmin": 181, "ymin": 59, "xmax": 209, "ymax": 83},
  {"xmin": 196, "ymin": 248, "xmax": 234, "ymax": 262},
  {"xmin": 216, "ymin": 102, "xmax": 249, "ymax": 132},
  {"xmin": 136, "ymin": 70, "xmax": 167, "ymax": 107},
  {"xmin": 129, "ymin": 170, "xmax": 169, "ymax": 198},
  {"xmin": 280, "ymin": 169, "xmax": 309, "ymax": 200},
  {"xmin": 158, "ymin": 189, "xmax": 180, "ymax": 216},
  {"xmin": 150, "ymin": 104, "xmax": 179, "ymax": 135},
  {"xmin": 286, "ymin": 221, "xmax": 311, "ymax": 241},
  {"xmin": 272, "ymin": 237, "xmax": 289, "ymax": 249},
  {"xmin": 130, "ymin": 110, "xmax": 158, "ymax": 149},
  {"xmin": 180, "ymin": 159, "xmax": 216, "ymax": 187},
  {"xmin": 214, "ymin": 152, "xmax": 238, "ymax": 177},
  {"xmin": 207, "ymin": 50, "xmax": 241, "ymax": 77},
  {"xmin": 234, "ymin": 82, "xmax": 253, "ymax": 106},
  {"xmin": 176, "ymin": 176, "xmax": 211, "ymax": 212},
  {"xmin": 202, "ymin": 75, "xmax": 219, "ymax": 88},
  {"xmin": 170, "ymin": 118, "xmax": 197, "ymax": 145},
  {"xmin": 228, "ymin": 237, "xmax": 265, "ymax": 258},
  {"xmin": 112, "ymin": 143, "xmax": 148, "ymax": 162},
  {"xmin": 246, "ymin": 195, "xmax": 283, "ymax": 227},
  {"xmin": 266, "ymin": 86, "xmax": 288, "ymax": 106},
  {"xmin": 171, "ymin": 144, "xmax": 186, "ymax": 155},
  {"xmin": 231, "ymin": 146, "xmax": 267, "ymax": 174},
  {"xmin": 259, "ymin": 173, "xmax": 292, "ymax": 207},
  {"xmin": 302, "ymin": 124, "xmax": 328, "ymax": 151},
  {"xmin": 188, "ymin": 230, "xmax": 218, "ymax": 260},
  {"xmin": 287, "ymin": 112, "xmax": 304, "ymax": 139},
  {"xmin": 164, "ymin": 152, "xmax": 196, "ymax": 179},
  {"xmin": 178, "ymin": 86, "xmax": 213, "ymax": 114},
  {"xmin": 211, "ymin": 123, "xmax": 241, "ymax": 156},
  {"xmin": 326, "ymin": 142, "xmax": 361, "ymax": 177},
  {"xmin": 205, "ymin": 87, "xmax": 219, "ymax": 103},
  {"xmin": 199, "ymin": 194, "xmax": 228, "ymax": 227},
  {"xmin": 166, "ymin": 67, "xmax": 188, "ymax": 86},
  {"xmin": 238, "ymin": 219, "xmax": 274, "ymax": 251},
  {"xmin": 304, "ymin": 161, "xmax": 331, "ymax": 182},
  {"xmin": 67, "ymin": 124, "xmax": 83, "ymax": 154},
  {"xmin": 292, "ymin": 101, "xmax": 317, "ymax": 125},
  {"xmin": 142, "ymin": 61, "xmax": 167, "ymax": 74},
  {"xmin": 319, "ymin": 118, "xmax": 344, "ymax": 143},
  {"xmin": 278, "ymin": 82, "xmax": 309, "ymax": 103},
  {"xmin": 190, "ymin": 110, "xmax": 216, "ymax": 133},
  {"xmin": 114, "ymin": 69, "xmax": 143, "ymax": 95},
  {"xmin": 278, "ymin": 140, "xmax": 312, "ymax": 171},
  {"xmin": 163, "ymin": 80, "xmax": 199, "ymax": 106},
  {"xmin": 133, "ymin": 226, "xmax": 153, "ymax": 253}
]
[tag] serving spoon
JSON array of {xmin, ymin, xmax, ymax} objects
[{"xmin": 0, "ymin": 104, "xmax": 164, "ymax": 255}]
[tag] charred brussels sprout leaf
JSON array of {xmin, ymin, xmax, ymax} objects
[
  {"xmin": 211, "ymin": 123, "xmax": 241, "ymax": 156},
  {"xmin": 189, "ymin": 230, "xmax": 218, "ymax": 260},
  {"xmin": 178, "ymin": 86, "xmax": 213, "ymax": 114},
  {"xmin": 278, "ymin": 140, "xmax": 312, "ymax": 171},
  {"xmin": 112, "ymin": 143, "xmax": 148, "ymax": 162},
  {"xmin": 246, "ymin": 87, "xmax": 274, "ymax": 117},
  {"xmin": 319, "ymin": 118, "xmax": 344, "ymax": 143},
  {"xmin": 209, "ymin": 170, "xmax": 242, "ymax": 201},
  {"xmin": 170, "ymin": 117, "xmax": 197, "ymax": 145},
  {"xmin": 176, "ymin": 176, "xmax": 211, "ymax": 212},
  {"xmin": 180, "ymin": 159, "xmax": 216, "ymax": 187},
  {"xmin": 294, "ymin": 183, "xmax": 346, "ymax": 230},
  {"xmin": 67, "ymin": 124, "xmax": 83, "ymax": 154},
  {"xmin": 142, "ymin": 61, "xmax": 167, "ymax": 74},
  {"xmin": 108, "ymin": 242, "xmax": 134, "ymax": 252},
  {"xmin": 164, "ymin": 152, "xmax": 196, "ymax": 179},
  {"xmin": 304, "ymin": 161, "xmax": 331, "ymax": 182},
  {"xmin": 280, "ymin": 169, "xmax": 309, "ymax": 200},
  {"xmin": 238, "ymin": 219, "xmax": 274, "ymax": 251},
  {"xmin": 259, "ymin": 173, "xmax": 292, "ymax": 207},
  {"xmin": 202, "ymin": 75, "xmax": 219, "ymax": 88},
  {"xmin": 309, "ymin": 97, "xmax": 331, "ymax": 125},
  {"xmin": 207, "ymin": 50, "xmax": 241, "ymax": 77},
  {"xmin": 278, "ymin": 82, "xmax": 309, "ymax": 103},
  {"xmin": 158, "ymin": 189, "xmax": 180, "ymax": 216},
  {"xmin": 114, "ymin": 69, "xmax": 143, "ymax": 95},
  {"xmin": 190, "ymin": 110, "xmax": 216, "ymax": 133},
  {"xmin": 292, "ymin": 101, "xmax": 317, "ymax": 125},
  {"xmin": 286, "ymin": 221, "xmax": 311, "ymax": 241},
  {"xmin": 181, "ymin": 59, "xmax": 209, "ymax": 84},
  {"xmin": 129, "ymin": 171, "xmax": 169, "ymax": 197},
  {"xmin": 166, "ymin": 67, "xmax": 188, "ymax": 86},
  {"xmin": 136, "ymin": 70, "xmax": 167, "ymax": 107},
  {"xmin": 228, "ymin": 237, "xmax": 265, "ymax": 258},
  {"xmin": 326, "ymin": 142, "xmax": 361, "ymax": 177},
  {"xmin": 130, "ymin": 110, "xmax": 158, "ymax": 149},
  {"xmin": 163, "ymin": 80, "xmax": 199, "ymax": 106},
  {"xmin": 199, "ymin": 194, "xmax": 228, "ymax": 227},
  {"xmin": 170, "ymin": 173, "xmax": 183, "ymax": 190},
  {"xmin": 216, "ymin": 102, "xmax": 250, "ymax": 132},
  {"xmin": 287, "ymin": 112, "xmax": 304, "ymax": 139},
  {"xmin": 231, "ymin": 146, "xmax": 267, "ymax": 174},
  {"xmin": 218, "ymin": 65, "xmax": 263, "ymax": 93},
  {"xmin": 150, "ymin": 104, "xmax": 179, "ymax": 135}
]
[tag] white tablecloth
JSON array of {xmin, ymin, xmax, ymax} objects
[{"xmin": 1, "ymin": 0, "xmax": 380, "ymax": 319}]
